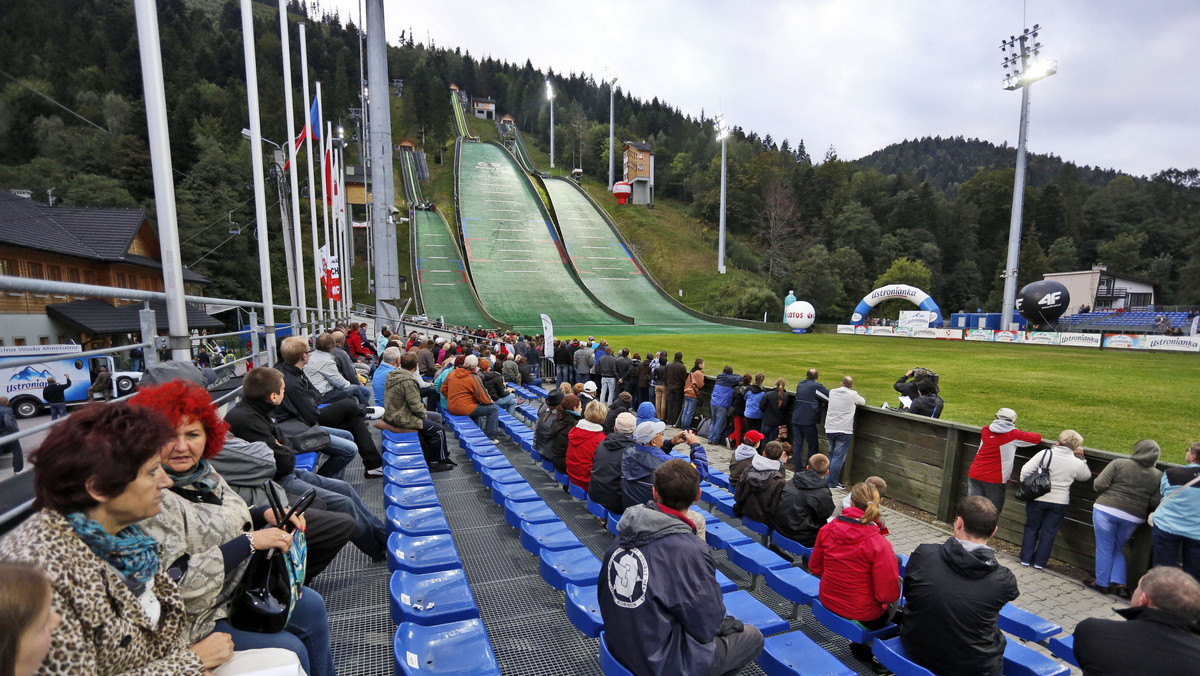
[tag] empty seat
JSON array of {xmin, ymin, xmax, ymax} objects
[
  {"xmin": 721, "ymin": 590, "xmax": 790, "ymax": 636},
  {"xmin": 726, "ymin": 542, "xmax": 791, "ymax": 591},
  {"xmin": 708, "ymin": 471, "xmax": 731, "ymax": 490},
  {"xmin": 771, "ymin": 532, "xmax": 812, "ymax": 559},
  {"xmin": 384, "ymin": 484, "xmax": 441, "ymax": 510},
  {"xmin": 553, "ymin": 471, "xmax": 570, "ymax": 487},
  {"xmin": 540, "ymin": 459, "xmax": 555, "ymax": 473},
  {"xmin": 1046, "ymin": 634, "xmax": 1078, "ymax": 668},
  {"xmin": 473, "ymin": 453, "xmax": 513, "ymax": 475},
  {"xmin": 384, "ymin": 466, "xmax": 434, "ymax": 488},
  {"xmin": 757, "ymin": 630, "xmax": 856, "ymax": 676},
  {"xmin": 389, "ymin": 569, "xmax": 478, "ymax": 625},
  {"xmin": 715, "ymin": 568, "xmax": 738, "ymax": 593},
  {"xmin": 598, "ymin": 631, "xmax": 635, "ymax": 676},
  {"xmin": 1003, "ymin": 639, "xmax": 1070, "ymax": 676},
  {"xmin": 764, "ymin": 566, "xmax": 820, "ymax": 607},
  {"xmin": 607, "ymin": 512, "xmax": 620, "ymax": 535},
  {"xmin": 519, "ymin": 520, "xmax": 583, "ymax": 555},
  {"xmin": 386, "ymin": 532, "xmax": 461, "ymax": 575},
  {"xmin": 539, "ymin": 546, "xmax": 602, "ymax": 590},
  {"xmin": 704, "ymin": 521, "xmax": 753, "ymax": 550},
  {"xmin": 385, "ymin": 506, "xmax": 450, "ymax": 536},
  {"xmin": 491, "ymin": 481, "xmax": 539, "ymax": 506},
  {"xmin": 383, "ymin": 440, "xmax": 423, "ymax": 456},
  {"xmin": 812, "ymin": 600, "xmax": 898, "ymax": 644},
  {"xmin": 564, "ymin": 583, "xmax": 603, "ymax": 637},
  {"xmin": 393, "ymin": 619, "xmax": 500, "ymax": 676},
  {"xmin": 384, "ymin": 452, "xmax": 428, "ymax": 470},
  {"xmin": 382, "ymin": 430, "xmax": 421, "ymax": 444},
  {"xmin": 712, "ymin": 494, "xmax": 738, "ymax": 517},
  {"xmin": 502, "ymin": 498, "xmax": 559, "ymax": 529},
  {"xmin": 480, "ymin": 466, "xmax": 524, "ymax": 489},
  {"xmin": 871, "ymin": 636, "xmax": 935, "ymax": 676},
  {"xmin": 698, "ymin": 483, "xmax": 726, "ymax": 505},
  {"xmin": 998, "ymin": 604, "xmax": 1062, "ymax": 643},
  {"xmin": 740, "ymin": 516, "xmax": 771, "ymax": 543}
]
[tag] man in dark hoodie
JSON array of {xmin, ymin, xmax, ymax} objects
[
  {"xmin": 600, "ymin": 459, "xmax": 763, "ymax": 676},
  {"xmin": 905, "ymin": 378, "xmax": 944, "ymax": 418},
  {"xmin": 729, "ymin": 430, "xmax": 764, "ymax": 490},
  {"xmin": 534, "ymin": 390, "xmax": 564, "ymax": 459},
  {"xmin": 708, "ymin": 366, "xmax": 742, "ymax": 445},
  {"xmin": 900, "ymin": 496, "xmax": 1020, "ymax": 676},
  {"xmin": 774, "ymin": 453, "xmax": 835, "ymax": 548},
  {"xmin": 590, "ymin": 412, "xmax": 638, "ymax": 515},
  {"xmin": 733, "ymin": 440, "xmax": 788, "ymax": 528},
  {"xmin": 663, "ymin": 351, "xmax": 688, "ymax": 427}
]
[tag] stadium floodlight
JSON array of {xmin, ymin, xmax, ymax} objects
[
  {"xmin": 714, "ymin": 113, "xmax": 729, "ymax": 274},
  {"xmin": 546, "ymin": 79, "xmax": 555, "ymax": 169},
  {"xmin": 607, "ymin": 71, "xmax": 618, "ymax": 191},
  {"xmin": 998, "ymin": 23, "xmax": 1055, "ymax": 330}
]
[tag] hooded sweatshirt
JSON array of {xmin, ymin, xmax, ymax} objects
[
  {"xmin": 566, "ymin": 419, "xmax": 606, "ymax": 490},
  {"xmin": 636, "ymin": 401, "xmax": 658, "ymax": 427},
  {"xmin": 733, "ymin": 455, "xmax": 786, "ymax": 526},
  {"xmin": 440, "ymin": 366, "xmax": 493, "ymax": 415},
  {"xmin": 589, "ymin": 432, "xmax": 637, "ymax": 514},
  {"xmin": 900, "ymin": 538, "xmax": 1019, "ymax": 676},
  {"xmin": 599, "ymin": 504, "xmax": 725, "ymax": 676},
  {"xmin": 774, "ymin": 469, "xmax": 835, "ymax": 546},
  {"xmin": 809, "ymin": 506, "xmax": 901, "ymax": 621},
  {"xmin": 967, "ymin": 418, "xmax": 1042, "ymax": 484},
  {"xmin": 1093, "ymin": 440, "xmax": 1162, "ymax": 521},
  {"xmin": 709, "ymin": 372, "xmax": 742, "ymax": 409},
  {"xmin": 742, "ymin": 384, "xmax": 765, "ymax": 419},
  {"xmin": 621, "ymin": 443, "xmax": 673, "ymax": 510},
  {"xmin": 729, "ymin": 443, "xmax": 758, "ymax": 489}
]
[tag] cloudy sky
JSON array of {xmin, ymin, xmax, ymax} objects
[{"xmin": 329, "ymin": 0, "xmax": 1199, "ymax": 177}]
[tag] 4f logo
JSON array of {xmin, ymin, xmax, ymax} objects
[{"xmin": 1038, "ymin": 292, "xmax": 1062, "ymax": 307}]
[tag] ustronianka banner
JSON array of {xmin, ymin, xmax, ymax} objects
[
  {"xmin": 1058, "ymin": 333, "xmax": 1102, "ymax": 348},
  {"xmin": 1025, "ymin": 332, "xmax": 1061, "ymax": 345},
  {"xmin": 965, "ymin": 329, "xmax": 994, "ymax": 342},
  {"xmin": 1102, "ymin": 334, "xmax": 1145, "ymax": 350},
  {"xmin": 1145, "ymin": 335, "xmax": 1200, "ymax": 352}
]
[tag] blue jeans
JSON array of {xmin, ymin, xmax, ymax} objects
[
  {"xmin": 1021, "ymin": 500, "xmax": 1068, "ymax": 567},
  {"xmin": 1152, "ymin": 526, "xmax": 1200, "ymax": 580},
  {"xmin": 1092, "ymin": 508, "xmax": 1141, "ymax": 586},
  {"xmin": 470, "ymin": 403, "xmax": 499, "ymax": 437},
  {"xmin": 761, "ymin": 422, "xmax": 781, "ymax": 443},
  {"xmin": 556, "ymin": 364, "xmax": 571, "ymax": 385},
  {"xmin": 281, "ymin": 471, "xmax": 387, "ymax": 559},
  {"xmin": 681, "ymin": 396, "xmax": 698, "ymax": 430},
  {"xmin": 493, "ymin": 393, "xmax": 519, "ymax": 417},
  {"xmin": 213, "ymin": 586, "xmax": 334, "ymax": 676},
  {"xmin": 49, "ymin": 403, "xmax": 67, "ymax": 420},
  {"xmin": 792, "ymin": 424, "xmax": 820, "ymax": 465},
  {"xmin": 708, "ymin": 405, "xmax": 729, "ymax": 444},
  {"xmin": 825, "ymin": 432, "xmax": 852, "ymax": 487},
  {"xmin": 600, "ymin": 377, "xmax": 618, "ymax": 405},
  {"xmin": 316, "ymin": 427, "xmax": 357, "ymax": 479}
]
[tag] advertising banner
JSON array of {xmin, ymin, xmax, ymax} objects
[
  {"xmin": 854, "ymin": 325, "xmax": 869, "ymax": 335},
  {"xmin": 836, "ymin": 324, "xmax": 855, "ymax": 334},
  {"xmin": 936, "ymin": 329, "xmax": 963, "ymax": 340},
  {"xmin": 965, "ymin": 329, "xmax": 994, "ymax": 342},
  {"xmin": 1103, "ymin": 334, "xmax": 1146, "ymax": 350},
  {"xmin": 868, "ymin": 326, "xmax": 895, "ymax": 336},
  {"xmin": 993, "ymin": 330, "xmax": 1024, "ymax": 343},
  {"xmin": 1025, "ymin": 332, "xmax": 1061, "ymax": 345},
  {"xmin": 1145, "ymin": 336, "xmax": 1200, "ymax": 352},
  {"xmin": 898, "ymin": 311, "xmax": 935, "ymax": 328},
  {"xmin": 1058, "ymin": 332, "xmax": 1101, "ymax": 348},
  {"xmin": 893, "ymin": 327, "xmax": 914, "ymax": 337},
  {"xmin": 912, "ymin": 327, "xmax": 938, "ymax": 339}
]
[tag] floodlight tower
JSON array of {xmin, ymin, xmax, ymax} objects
[
  {"xmin": 607, "ymin": 71, "xmax": 618, "ymax": 190},
  {"xmin": 715, "ymin": 114, "xmax": 730, "ymax": 274},
  {"xmin": 999, "ymin": 24, "xmax": 1056, "ymax": 329},
  {"xmin": 546, "ymin": 79, "xmax": 555, "ymax": 169}
]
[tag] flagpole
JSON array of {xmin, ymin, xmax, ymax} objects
[
  {"xmin": 278, "ymin": 0, "xmax": 307, "ymax": 334},
  {"xmin": 339, "ymin": 142, "xmax": 352, "ymax": 314},
  {"xmin": 299, "ymin": 23, "xmax": 323, "ymax": 326},
  {"xmin": 317, "ymin": 83, "xmax": 333, "ymax": 321},
  {"xmin": 331, "ymin": 125, "xmax": 344, "ymax": 318}
]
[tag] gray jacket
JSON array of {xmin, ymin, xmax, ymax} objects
[
  {"xmin": 573, "ymin": 347, "xmax": 594, "ymax": 373},
  {"xmin": 207, "ymin": 433, "xmax": 290, "ymax": 509},
  {"xmin": 304, "ymin": 349, "xmax": 352, "ymax": 395},
  {"xmin": 1094, "ymin": 440, "xmax": 1162, "ymax": 520}
]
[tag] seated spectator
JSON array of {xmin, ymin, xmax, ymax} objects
[
  {"xmin": 501, "ymin": 353, "xmax": 520, "ymax": 384},
  {"xmin": 0, "ymin": 561, "xmax": 60, "ymax": 676},
  {"xmin": 441, "ymin": 354, "xmax": 500, "ymax": 441},
  {"xmin": 1148, "ymin": 441, "xmax": 1200, "ymax": 581},
  {"xmin": 600, "ymin": 459, "xmax": 764, "ymax": 675},
  {"xmin": 733, "ymin": 440, "xmax": 788, "ymax": 528},
  {"xmin": 478, "ymin": 359, "xmax": 519, "ymax": 417},
  {"xmin": 774, "ymin": 452, "xmax": 835, "ymax": 548},
  {"xmin": 1087, "ymin": 439, "xmax": 1161, "ymax": 597},
  {"xmin": 534, "ymin": 390, "xmax": 564, "ymax": 460},
  {"xmin": 0, "ymin": 404, "xmax": 236, "ymax": 674},
  {"xmin": 906, "ymin": 379, "xmax": 944, "ymax": 418},
  {"xmin": 603, "ymin": 391, "xmax": 633, "ymax": 435},
  {"xmin": 306, "ymin": 332, "xmax": 369, "ymax": 406},
  {"xmin": 589, "ymin": 412, "xmax": 637, "ymax": 515},
  {"xmin": 567, "ymin": 400, "xmax": 607, "ymax": 491},
  {"xmin": 372, "ymin": 346, "xmax": 401, "ymax": 406},
  {"xmin": 515, "ymin": 355, "xmax": 537, "ymax": 385},
  {"xmin": 580, "ymin": 380, "xmax": 598, "ymax": 407},
  {"xmin": 809, "ymin": 481, "xmax": 901, "ymax": 670},
  {"xmin": 1073, "ymin": 566, "xmax": 1200, "ymax": 674},
  {"xmin": 900, "ymin": 496, "xmax": 1019, "ymax": 676},
  {"xmin": 621, "ymin": 421, "xmax": 708, "ymax": 510},
  {"xmin": 837, "ymin": 476, "xmax": 890, "ymax": 534},
  {"xmin": 729, "ymin": 430, "xmax": 765, "ymax": 490},
  {"xmin": 1019, "ymin": 430, "xmax": 1092, "ymax": 569},
  {"xmin": 417, "ymin": 340, "xmax": 437, "ymax": 378},
  {"xmin": 385, "ymin": 352, "xmax": 453, "ymax": 471},
  {"xmin": 547, "ymin": 395, "xmax": 583, "ymax": 475},
  {"xmin": 132, "ymin": 381, "xmax": 336, "ymax": 675}
]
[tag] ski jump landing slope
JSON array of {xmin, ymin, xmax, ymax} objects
[{"xmin": 456, "ymin": 142, "xmax": 631, "ymax": 331}]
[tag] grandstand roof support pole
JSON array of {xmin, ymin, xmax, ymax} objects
[
  {"xmin": 240, "ymin": 0, "xmax": 277, "ymax": 367},
  {"xmin": 300, "ymin": 23, "xmax": 324, "ymax": 327},
  {"xmin": 367, "ymin": 0, "xmax": 400, "ymax": 321},
  {"xmin": 278, "ymin": 0, "xmax": 308, "ymax": 334},
  {"xmin": 132, "ymin": 0, "xmax": 191, "ymax": 362}
]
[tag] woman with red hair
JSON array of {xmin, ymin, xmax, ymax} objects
[{"xmin": 132, "ymin": 381, "xmax": 334, "ymax": 676}]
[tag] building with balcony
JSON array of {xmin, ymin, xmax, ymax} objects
[
  {"xmin": 1043, "ymin": 264, "xmax": 1159, "ymax": 314},
  {"xmin": 622, "ymin": 141, "xmax": 654, "ymax": 205}
]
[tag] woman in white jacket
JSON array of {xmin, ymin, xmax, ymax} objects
[{"xmin": 1019, "ymin": 430, "xmax": 1092, "ymax": 568}]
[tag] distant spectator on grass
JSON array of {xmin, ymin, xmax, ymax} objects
[
  {"xmin": 967, "ymin": 408, "xmax": 1042, "ymax": 513},
  {"xmin": 663, "ymin": 352, "xmax": 688, "ymax": 427},
  {"xmin": 681, "ymin": 358, "xmax": 705, "ymax": 430},
  {"xmin": 760, "ymin": 377, "xmax": 792, "ymax": 443},
  {"xmin": 774, "ymin": 453, "xmax": 834, "ymax": 549},
  {"xmin": 742, "ymin": 374, "xmax": 767, "ymax": 440},
  {"xmin": 1019, "ymin": 430, "xmax": 1092, "ymax": 569}
]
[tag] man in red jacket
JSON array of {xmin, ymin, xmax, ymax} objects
[{"xmin": 967, "ymin": 408, "xmax": 1042, "ymax": 513}]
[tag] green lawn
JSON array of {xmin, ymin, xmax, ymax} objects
[{"xmin": 550, "ymin": 331, "xmax": 1200, "ymax": 464}]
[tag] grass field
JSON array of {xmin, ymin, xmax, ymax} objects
[{"xmin": 550, "ymin": 331, "xmax": 1200, "ymax": 464}]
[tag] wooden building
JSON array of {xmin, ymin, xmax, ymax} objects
[{"xmin": 622, "ymin": 141, "xmax": 655, "ymax": 205}]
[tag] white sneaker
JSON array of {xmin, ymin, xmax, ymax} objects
[{"xmin": 363, "ymin": 406, "xmax": 385, "ymax": 420}]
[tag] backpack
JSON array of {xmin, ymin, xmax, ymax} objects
[
  {"xmin": 694, "ymin": 417, "xmax": 712, "ymax": 438},
  {"xmin": 1016, "ymin": 450, "xmax": 1053, "ymax": 501}
]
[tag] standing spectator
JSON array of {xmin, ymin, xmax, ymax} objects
[
  {"xmin": 573, "ymin": 341, "xmax": 595, "ymax": 386},
  {"xmin": 967, "ymin": 408, "xmax": 1042, "ymax": 513},
  {"xmin": 774, "ymin": 453, "xmax": 835, "ymax": 549},
  {"xmin": 547, "ymin": 395, "xmax": 583, "ymax": 475},
  {"xmin": 441, "ymin": 355, "xmax": 500, "ymax": 441},
  {"xmin": 760, "ymin": 377, "xmax": 792, "ymax": 443},
  {"xmin": 567, "ymin": 400, "xmax": 608, "ymax": 491},
  {"xmin": 196, "ymin": 347, "xmax": 211, "ymax": 368},
  {"xmin": 1072, "ymin": 566, "xmax": 1200, "ymax": 674},
  {"xmin": 385, "ymin": 352, "xmax": 453, "ymax": 471},
  {"xmin": 589, "ymin": 412, "xmax": 637, "ymax": 515},
  {"xmin": 1148, "ymin": 441, "xmax": 1200, "ymax": 580},
  {"xmin": 809, "ymin": 481, "xmax": 901, "ymax": 670},
  {"xmin": 742, "ymin": 374, "xmax": 766, "ymax": 440},
  {"xmin": 824, "ymin": 376, "xmax": 866, "ymax": 489},
  {"xmin": 636, "ymin": 351, "xmax": 653, "ymax": 408},
  {"xmin": 87, "ymin": 366, "xmax": 112, "ymax": 402},
  {"xmin": 42, "ymin": 375, "xmax": 71, "ymax": 420},
  {"xmin": 791, "ymin": 369, "xmax": 829, "ymax": 465},
  {"xmin": 663, "ymin": 352, "xmax": 688, "ymax": 426},
  {"xmin": 1088, "ymin": 440, "xmax": 1162, "ymax": 596},
  {"xmin": 680, "ymin": 358, "xmax": 705, "ymax": 430},
  {"xmin": 0, "ymin": 396, "xmax": 22, "ymax": 473},
  {"xmin": 651, "ymin": 351, "xmax": 669, "ymax": 420},
  {"xmin": 728, "ymin": 374, "xmax": 752, "ymax": 448},
  {"xmin": 905, "ymin": 379, "xmax": 943, "ymax": 418},
  {"xmin": 733, "ymin": 440, "xmax": 788, "ymax": 530},
  {"xmin": 597, "ymin": 346, "xmax": 619, "ymax": 405},
  {"xmin": 729, "ymin": 430, "xmax": 765, "ymax": 490},
  {"xmin": 900, "ymin": 496, "xmax": 1020, "ymax": 676},
  {"xmin": 707, "ymin": 366, "xmax": 740, "ymax": 445},
  {"xmin": 554, "ymin": 340, "xmax": 571, "ymax": 386},
  {"xmin": 618, "ymin": 349, "xmax": 638, "ymax": 403},
  {"xmin": 1019, "ymin": 430, "xmax": 1092, "ymax": 569}
]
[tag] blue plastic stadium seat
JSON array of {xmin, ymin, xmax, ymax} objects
[
  {"xmin": 519, "ymin": 520, "xmax": 583, "ymax": 555},
  {"xmin": 607, "ymin": 511, "xmax": 620, "ymax": 535},
  {"xmin": 764, "ymin": 566, "xmax": 820, "ymax": 607},
  {"xmin": 715, "ymin": 568, "xmax": 738, "ymax": 593},
  {"xmin": 565, "ymin": 583, "xmax": 604, "ymax": 637},
  {"xmin": 383, "ymin": 466, "xmax": 434, "ymax": 488},
  {"xmin": 1046, "ymin": 634, "xmax": 1078, "ymax": 668},
  {"xmin": 389, "ymin": 569, "xmax": 478, "ymax": 625},
  {"xmin": 713, "ymin": 493, "xmax": 738, "ymax": 517},
  {"xmin": 708, "ymin": 471, "xmax": 732, "ymax": 490},
  {"xmin": 539, "ymin": 546, "xmax": 602, "ymax": 590},
  {"xmin": 771, "ymin": 532, "xmax": 812, "ymax": 558},
  {"xmin": 393, "ymin": 619, "xmax": 500, "ymax": 676},
  {"xmin": 385, "ymin": 506, "xmax": 450, "ymax": 536},
  {"xmin": 598, "ymin": 631, "xmax": 635, "ymax": 676},
  {"xmin": 568, "ymin": 482, "xmax": 588, "ymax": 501},
  {"xmin": 480, "ymin": 466, "xmax": 524, "ymax": 489},
  {"xmin": 384, "ymin": 452, "xmax": 428, "ymax": 470},
  {"xmin": 386, "ymin": 532, "xmax": 461, "ymax": 574},
  {"xmin": 383, "ymin": 440, "xmax": 422, "ymax": 456},
  {"xmin": 503, "ymin": 497, "xmax": 559, "ymax": 529},
  {"xmin": 553, "ymin": 471, "xmax": 570, "ymax": 487},
  {"xmin": 998, "ymin": 604, "xmax": 1062, "ymax": 643},
  {"xmin": 540, "ymin": 459, "xmax": 555, "ymax": 473},
  {"xmin": 473, "ymin": 453, "xmax": 514, "ymax": 475},
  {"xmin": 872, "ymin": 636, "xmax": 935, "ymax": 676},
  {"xmin": 382, "ymin": 430, "xmax": 421, "ymax": 444},
  {"xmin": 384, "ymin": 484, "xmax": 441, "ymax": 510},
  {"xmin": 1003, "ymin": 639, "xmax": 1070, "ymax": 676},
  {"xmin": 293, "ymin": 452, "xmax": 318, "ymax": 472},
  {"xmin": 726, "ymin": 542, "xmax": 791, "ymax": 591},
  {"xmin": 898, "ymin": 553, "xmax": 909, "ymax": 577},
  {"xmin": 491, "ymin": 481, "xmax": 539, "ymax": 506},
  {"xmin": 699, "ymin": 510, "xmax": 719, "ymax": 526},
  {"xmin": 741, "ymin": 516, "xmax": 771, "ymax": 542},
  {"xmin": 812, "ymin": 600, "xmax": 898, "ymax": 644},
  {"xmin": 721, "ymin": 590, "xmax": 790, "ymax": 636},
  {"xmin": 704, "ymin": 521, "xmax": 753, "ymax": 550},
  {"xmin": 757, "ymin": 630, "xmax": 856, "ymax": 676},
  {"xmin": 527, "ymin": 384, "xmax": 549, "ymax": 398},
  {"xmin": 585, "ymin": 497, "xmax": 610, "ymax": 520},
  {"xmin": 463, "ymin": 442, "xmax": 502, "ymax": 460},
  {"xmin": 699, "ymin": 483, "xmax": 726, "ymax": 506}
]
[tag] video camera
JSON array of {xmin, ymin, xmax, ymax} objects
[{"xmin": 910, "ymin": 367, "xmax": 939, "ymax": 387}]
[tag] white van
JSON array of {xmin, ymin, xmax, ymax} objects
[{"xmin": 0, "ymin": 345, "xmax": 142, "ymax": 417}]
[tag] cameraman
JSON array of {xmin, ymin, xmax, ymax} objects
[{"xmin": 895, "ymin": 368, "xmax": 938, "ymax": 401}]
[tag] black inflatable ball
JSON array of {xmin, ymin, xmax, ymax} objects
[{"xmin": 1015, "ymin": 280, "xmax": 1070, "ymax": 325}]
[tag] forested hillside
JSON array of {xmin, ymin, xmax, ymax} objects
[{"xmin": 1, "ymin": 0, "xmax": 1197, "ymax": 322}]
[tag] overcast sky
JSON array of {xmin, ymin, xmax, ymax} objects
[{"xmin": 328, "ymin": 0, "xmax": 1200, "ymax": 177}]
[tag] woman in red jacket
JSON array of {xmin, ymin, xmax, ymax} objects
[
  {"xmin": 566, "ymin": 400, "xmax": 608, "ymax": 491},
  {"xmin": 809, "ymin": 482, "xmax": 900, "ymax": 666}
]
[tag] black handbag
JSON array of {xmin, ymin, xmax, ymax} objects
[
  {"xmin": 277, "ymin": 417, "xmax": 331, "ymax": 454},
  {"xmin": 228, "ymin": 482, "xmax": 315, "ymax": 633},
  {"xmin": 1015, "ymin": 450, "xmax": 1053, "ymax": 502}
]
